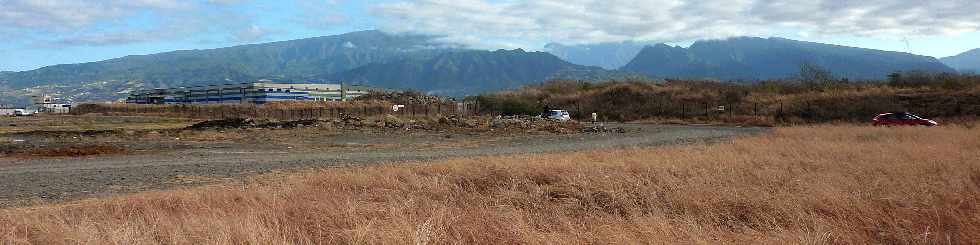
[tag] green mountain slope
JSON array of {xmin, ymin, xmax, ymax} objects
[
  {"xmin": 0, "ymin": 30, "xmax": 456, "ymax": 103},
  {"xmin": 941, "ymin": 48, "xmax": 980, "ymax": 73},
  {"xmin": 622, "ymin": 37, "xmax": 955, "ymax": 81},
  {"xmin": 4, "ymin": 30, "xmax": 452, "ymax": 88},
  {"xmin": 332, "ymin": 49, "xmax": 631, "ymax": 96}
]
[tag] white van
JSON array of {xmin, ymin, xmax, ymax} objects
[{"xmin": 546, "ymin": 110, "xmax": 571, "ymax": 121}]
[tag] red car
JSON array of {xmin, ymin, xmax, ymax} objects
[{"xmin": 872, "ymin": 112, "xmax": 938, "ymax": 127}]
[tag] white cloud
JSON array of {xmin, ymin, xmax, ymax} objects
[
  {"xmin": 0, "ymin": 0, "xmax": 192, "ymax": 32},
  {"xmin": 375, "ymin": 0, "xmax": 980, "ymax": 48},
  {"xmin": 232, "ymin": 24, "xmax": 282, "ymax": 43},
  {"xmin": 0, "ymin": 0, "xmax": 272, "ymax": 47}
]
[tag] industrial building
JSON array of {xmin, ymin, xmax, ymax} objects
[
  {"xmin": 33, "ymin": 95, "xmax": 71, "ymax": 113},
  {"xmin": 126, "ymin": 83, "xmax": 374, "ymax": 104}
]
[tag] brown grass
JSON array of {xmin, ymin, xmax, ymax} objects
[
  {"xmin": 2, "ymin": 125, "xmax": 979, "ymax": 244},
  {"xmin": 0, "ymin": 115, "xmax": 196, "ymax": 134},
  {"xmin": 7, "ymin": 145, "xmax": 129, "ymax": 158}
]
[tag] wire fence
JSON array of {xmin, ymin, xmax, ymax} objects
[
  {"xmin": 70, "ymin": 96, "xmax": 980, "ymax": 125},
  {"xmin": 70, "ymin": 101, "xmax": 485, "ymax": 121},
  {"xmin": 543, "ymin": 94, "xmax": 980, "ymax": 124}
]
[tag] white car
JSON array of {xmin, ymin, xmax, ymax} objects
[
  {"xmin": 13, "ymin": 109, "xmax": 33, "ymax": 116},
  {"xmin": 546, "ymin": 110, "xmax": 571, "ymax": 121}
]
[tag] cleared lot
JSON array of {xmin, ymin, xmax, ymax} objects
[{"xmin": 0, "ymin": 116, "xmax": 766, "ymax": 206}]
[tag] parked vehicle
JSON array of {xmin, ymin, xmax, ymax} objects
[
  {"xmin": 872, "ymin": 112, "xmax": 937, "ymax": 127},
  {"xmin": 13, "ymin": 109, "xmax": 33, "ymax": 116},
  {"xmin": 545, "ymin": 110, "xmax": 571, "ymax": 121}
]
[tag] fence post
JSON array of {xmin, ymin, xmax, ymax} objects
[
  {"xmin": 705, "ymin": 102, "xmax": 709, "ymax": 118},
  {"xmin": 729, "ymin": 103, "xmax": 734, "ymax": 119},
  {"xmin": 681, "ymin": 103, "xmax": 686, "ymax": 119},
  {"xmin": 658, "ymin": 100, "xmax": 663, "ymax": 117}
]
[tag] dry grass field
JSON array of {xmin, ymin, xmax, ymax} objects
[
  {"xmin": 0, "ymin": 115, "xmax": 196, "ymax": 134},
  {"xmin": 1, "ymin": 125, "xmax": 978, "ymax": 244}
]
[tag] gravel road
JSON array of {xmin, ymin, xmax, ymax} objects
[{"xmin": 0, "ymin": 123, "xmax": 767, "ymax": 206}]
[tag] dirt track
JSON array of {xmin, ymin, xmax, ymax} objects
[{"xmin": 0, "ymin": 123, "xmax": 767, "ymax": 206}]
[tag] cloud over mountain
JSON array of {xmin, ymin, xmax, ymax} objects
[{"xmin": 377, "ymin": 0, "xmax": 980, "ymax": 48}]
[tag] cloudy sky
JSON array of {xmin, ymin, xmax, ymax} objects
[{"xmin": 2, "ymin": 0, "xmax": 980, "ymax": 71}]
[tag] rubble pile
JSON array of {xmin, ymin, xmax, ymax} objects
[
  {"xmin": 257, "ymin": 120, "xmax": 321, "ymax": 129},
  {"xmin": 186, "ymin": 118, "xmax": 256, "ymax": 130},
  {"xmin": 184, "ymin": 114, "xmax": 599, "ymax": 135},
  {"xmin": 338, "ymin": 114, "xmax": 365, "ymax": 127},
  {"xmin": 490, "ymin": 115, "xmax": 538, "ymax": 129},
  {"xmin": 438, "ymin": 115, "xmax": 479, "ymax": 128},
  {"xmin": 319, "ymin": 113, "xmax": 366, "ymax": 129},
  {"xmin": 187, "ymin": 118, "xmax": 323, "ymax": 130},
  {"xmin": 378, "ymin": 114, "xmax": 405, "ymax": 128},
  {"xmin": 488, "ymin": 115, "xmax": 584, "ymax": 134},
  {"xmin": 355, "ymin": 91, "xmax": 443, "ymax": 105},
  {"xmin": 581, "ymin": 124, "xmax": 628, "ymax": 134}
]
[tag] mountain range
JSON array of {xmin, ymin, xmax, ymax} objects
[
  {"xmin": 940, "ymin": 48, "xmax": 980, "ymax": 73},
  {"xmin": 330, "ymin": 49, "xmax": 630, "ymax": 95},
  {"xmin": 621, "ymin": 37, "xmax": 955, "ymax": 81},
  {"xmin": 0, "ymin": 30, "xmax": 975, "ymax": 105},
  {"xmin": 0, "ymin": 30, "xmax": 628, "ymax": 104},
  {"xmin": 0, "ymin": 30, "xmax": 452, "ymax": 89}
]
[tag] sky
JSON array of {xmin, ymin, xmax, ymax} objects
[{"xmin": 2, "ymin": 0, "xmax": 980, "ymax": 72}]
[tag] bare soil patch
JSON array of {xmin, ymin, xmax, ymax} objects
[
  {"xmin": 2, "ymin": 145, "xmax": 129, "ymax": 158},
  {"xmin": 0, "ymin": 117, "xmax": 763, "ymax": 207}
]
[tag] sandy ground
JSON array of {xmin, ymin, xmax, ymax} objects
[{"xmin": 0, "ymin": 123, "xmax": 767, "ymax": 207}]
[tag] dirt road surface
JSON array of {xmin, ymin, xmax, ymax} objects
[{"xmin": 0, "ymin": 123, "xmax": 767, "ymax": 206}]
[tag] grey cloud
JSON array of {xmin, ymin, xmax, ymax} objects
[{"xmin": 376, "ymin": 0, "xmax": 980, "ymax": 48}]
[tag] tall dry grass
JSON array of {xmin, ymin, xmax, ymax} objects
[{"xmin": 2, "ymin": 125, "xmax": 979, "ymax": 244}]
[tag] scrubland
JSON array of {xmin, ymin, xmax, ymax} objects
[{"xmin": 477, "ymin": 79, "xmax": 980, "ymax": 125}]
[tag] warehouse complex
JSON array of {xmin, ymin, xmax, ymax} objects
[{"xmin": 126, "ymin": 83, "xmax": 374, "ymax": 104}]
